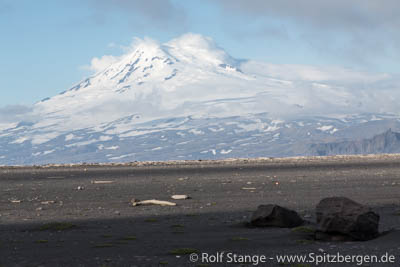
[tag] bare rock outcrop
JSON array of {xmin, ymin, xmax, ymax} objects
[
  {"xmin": 316, "ymin": 197, "xmax": 380, "ymax": 241},
  {"xmin": 251, "ymin": 204, "xmax": 304, "ymax": 228}
]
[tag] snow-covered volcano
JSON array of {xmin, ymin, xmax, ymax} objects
[
  {"xmin": 33, "ymin": 33, "xmax": 385, "ymax": 130},
  {"xmin": 1, "ymin": 33, "xmax": 400, "ymax": 165},
  {"xmin": 35, "ymin": 34, "xmax": 254, "ymax": 129}
]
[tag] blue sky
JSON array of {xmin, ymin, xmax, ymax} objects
[{"xmin": 1, "ymin": 0, "xmax": 399, "ymax": 108}]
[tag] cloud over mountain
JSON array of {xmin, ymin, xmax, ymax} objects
[
  {"xmin": 0, "ymin": 105, "xmax": 34, "ymax": 124},
  {"xmin": 75, "ymin": 33, "xmax": 400, "ymax": 122}
]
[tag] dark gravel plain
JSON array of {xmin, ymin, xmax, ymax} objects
[{"xmin": 1, "ymin": 155, "xmax": 400, "ymax": 267}]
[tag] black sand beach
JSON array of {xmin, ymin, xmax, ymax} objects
[{"xmin": 1, "ymin": 155, "xmax": 400, "ymax": 266}]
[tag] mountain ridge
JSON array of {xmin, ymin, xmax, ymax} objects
[{"xmin": 309, "ymin": 129, "xmax": 400, "ymax": 156}]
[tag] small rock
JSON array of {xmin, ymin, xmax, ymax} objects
[
  {"xmin": 251, "ymin": 204, "xmax": 304, "ymax": 228},
  {"xmin": 171, "ymin": 195, "xmax": 190, "ymax": 200},
  {"xmin": 77, "ymin": 186, "xmax": 85, "ymax": 190},
  {"xmin": 41, "ymin": 201, "xmax": 55, "ymax": 205}
]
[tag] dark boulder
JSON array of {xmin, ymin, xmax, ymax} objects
[
  {"xmin": 251, "ymin": 204, "xmax": 304, "ymax": 228},
  {"xmin": 316, "ymin": 197, "xmax": 379, "ymax": 241}
]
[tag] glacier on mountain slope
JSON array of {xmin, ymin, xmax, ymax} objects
[{"xmin": 1, "ymin": 33, "xmax": 400, "ymax": 165}]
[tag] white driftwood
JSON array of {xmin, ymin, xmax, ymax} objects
[
  {"xmin": 171, "ymin": 195, "xmax": 190, "ymax": 200},
  {"xmin": 131, "ymin": 199, "xmax": 176, "ymax": 206},
  {"xmin": 91, "ymin": 180, "xmax": 114, "ymax": 184}
]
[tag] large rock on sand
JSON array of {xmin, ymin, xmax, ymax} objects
[
  {"xmin": 316, "ymin": 197, "xmax": 379, "ymax": 241},
  {"xmin": 251, "ymin": 204, "xmax": 304, "ymax": 228}
]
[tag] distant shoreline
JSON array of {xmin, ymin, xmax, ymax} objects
[{"xmin": 2, "ymin": 153, "xmax": 400, "ymax": 169}]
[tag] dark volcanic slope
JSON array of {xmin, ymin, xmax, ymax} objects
[
  {"xmin": 1, "ymin": 156, "xmax": 400, "ymax": 266},
  {"xmin": 310, "ymin": 129, "xmax": 400, "ymax": 156}
]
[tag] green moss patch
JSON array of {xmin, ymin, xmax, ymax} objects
[
  {"xmin": 295, "ymin": 239, "xmax": 314, "ymax": 245},
  {"xmin": 39, "ymin": 222, "xmax": 77, "ymax": 231},
  {"xmin": 170, "ymin": 224, "xmax": 184, "ymax": 228},
  {"xmin": 169, "ymin": 248, "xmax": 199, "ymax": 255},
  {"xmin": 35, "ymin": 240, "xmax": 48, "ymax": 244},
  {"xmin": 120, "ymin": 235, "xmax": 137, "ymax": 241},
  {"xmin": 291, "ymin": 226, "xmax": 315, "ymax": 234}
]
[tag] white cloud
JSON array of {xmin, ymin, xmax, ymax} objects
[
  {"xmin": 0, "ymin": 105, "xmax": 38, "ymax": 124},
  {"xmin": 82, "ymin": 37, "xmax": 161, "ymax": 74},
  {"xmin": 240, "ymin": 61, "xmax": 390, "ymax": 84},
  {"xmin": 82, "ymin": 55, "xmax": 119, "ymax": 73}
]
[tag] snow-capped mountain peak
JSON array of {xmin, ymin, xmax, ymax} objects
[
  {"xmin": 88, "ymin": 33, "xmax": 239, "ymax": 90},
  {"xmin": 33, "ymin": 34, "xmax": 256, "ymax": 129},
  {"xmin": 1, "ymin": 33, "xmax": 399, "ymax": 165}
]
